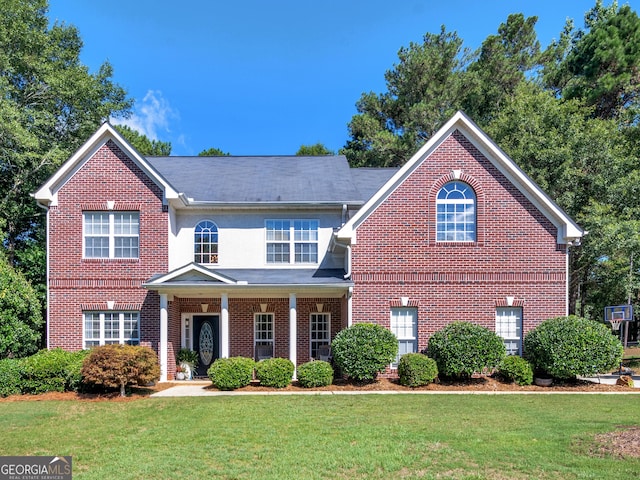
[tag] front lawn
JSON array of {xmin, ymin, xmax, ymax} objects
[{"xmin": 1, "ymin": 394, "xmax": 639, "ymax": 479}]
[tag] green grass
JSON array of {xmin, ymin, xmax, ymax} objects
[{"xmin": 1, "ymin": 394, "xmax": 640, "ymax": 479}]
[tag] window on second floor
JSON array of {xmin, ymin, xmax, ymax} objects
[
  {"xmin": 194, "ymin": 220, "xmax": 219, "ymax": 264},
  {"xmin": 436, "ymin": 181, "xmax": 476, "ymax": 242},
  {"xmin": 83, "ymin": 212, "xmax": 139, "ymax": 259},
  {"xmin": 266, "ymin": 219, "xmax": 318, "ymax": 264}
]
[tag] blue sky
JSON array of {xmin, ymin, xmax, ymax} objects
[{"xmin": 48, "ymin": 0, "xmax": 633, "ymax": 156}]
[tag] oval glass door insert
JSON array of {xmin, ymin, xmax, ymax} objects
[{"xmin": 199, "ymin": 321, "xmax": 214, "ymax": 365}]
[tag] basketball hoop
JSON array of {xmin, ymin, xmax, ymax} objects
[{"xmin": 609, "ymin": 319, "xmax": 622, "ymax": 332}]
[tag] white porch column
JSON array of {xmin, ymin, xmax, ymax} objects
[
  {"xmin": 221, "ymin": 293, "xmax": 229, "ymax": 358},
  {"xmin": 289, "ymin": 293, "xmax": 297, "ymax": 379},
  {"xmin": 347, "ymin": 287, "xmax": 353, "ymax": 327},
  {"xmin": 159, "ymin": 293, "xmax": 168, "ymax": 382}
]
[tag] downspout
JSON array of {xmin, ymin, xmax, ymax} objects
[{"xmin": 331, "ymin": 237, "xmax": 351, "ymax": 280}]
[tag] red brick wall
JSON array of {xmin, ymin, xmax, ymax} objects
[
  {"xmin": 48, "ymin": 140, "xmax": 168, "ymax": 353},
  {"xmin": 173, "ymin": 296, "xmax": 343, "ymax": 367},
  {"xmin": 350, "ymin": 130, "xmax": 568, "ymax": 352}
]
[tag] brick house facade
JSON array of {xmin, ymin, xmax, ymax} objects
[{"xmin": 34, "ymin": 112, "xmax": 582, "ymax": 380}]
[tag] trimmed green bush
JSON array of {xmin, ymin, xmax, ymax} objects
[
  {"xmin": 0, "ymin": 358, "xmax": 22, "ymax": 397},
  {"xmin": 20, "ymin": 348, "xmax": 89, "ymax": 394},
  {"xmin": 208, "ymin": 356, "xmax": 255, "ymax": 390},
  {"xmin": 331, "ymin": 323, "xmax": 398, "ymax": 382},
  {"xmin": 524, "ymin": 315, "xmax": 623, "ymax": 379},
  {"xmin": 497, "ymin": 356, "xmax": 533, "ymax": 386},
  {"xmin": 398, "ymin": 353, "xmax": 438, "ymax": 387},
  {"xmin": 81, "ymin": 345, "xmax": 161, "ymax": 396},
  {"xmin": 255, "ymin": 357, "xmax": 295, "ymax": 388},
  {"xmin": 297, "ymin": 360, "xmax": 334, "ymax": 388},
  {"xmin": 427, "ymin": 322, "xmax": 506, "ymax": 378}
]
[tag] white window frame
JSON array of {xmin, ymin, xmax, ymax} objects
[
  {"xmin": 83, "ymin": 311, "xmax": 140, "ymax": 348},
  {"xmin": 390, "ymin": 307, "xmax": 418, "ymax": 367},
  {"xmin": 194, "ymin": 220, "xmax": 219, "ymax": 264},
  {"xmin": 254, "ymin": 313, "xmax": 274, "ymax": 356},
  {"xmin": 181, "ymin": 314, "xmax": 193, "ymax": 350},
  {"xmin": 495, "ymin": 307, "xmax": 522, "ymax": 356},
  {"xmin": 436, "ymin": 181, "xmax": 476, "ymax": 242},
  {"xmin": 265, "ymin": 219, "xmax": 319, "ymax": 264},
  {"xmin": 83, "ymin": 211, "xmax": 139, "ymax": 259},
  {"xmin": 310, "ymin": 312, "xmax": 331, "ymax": 359}
]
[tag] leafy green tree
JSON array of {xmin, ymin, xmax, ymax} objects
[
  {"xmin": 0, "ymin": 0, "xmax": 131, "ymax": 309},
  {"xmin": 296, "ymin": 143, "xmax": 334, "ymax": 156},
  {"xmin": 198, "ymin": 147, "xmax": 230, "ymax": 156},
  {"xmin": 465, "ymin": 13, "xmax": 540, "ymax": 122},
  {"xmin": 343, "ymin": 27, "xmax": 470, "ymax": 167},
  {"xmin": 114, "ymin": 124, "xmax": 171, "ymax": 156},
  {"xmin": 484, "ymin": 82, "xmax": 630, "ymax": 315},
  {"xmin": 0, "ymin": 253, "xmax": 43, "ymax": 358},
  {"xmin": 564, "ymin": 3, "xmax": 640, "ymax": 121}
]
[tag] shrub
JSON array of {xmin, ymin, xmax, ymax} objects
[
  {"xmin": 497, "ymin": 356, "xmax": 533, "ymax": 386},
  {"xmin": 331, "ymin": 323, "xmax": 398, "ymax": 382},
  {"xmin": 524, "ymin": 315, "xmax": 623, "ymax": 379},
  {"xmin": 255, "ymin": 357, "xmax": 295, "ymax": 388},
  {"xmin": 208, "ymin": 357, "xmax": 255, "ymax": 390},
  {"xmin": 81, "ymin": 345, "xmax": 161, "ymax": 396},
  {"xmin": 0, "ymin": 254, "xmax": 44, "ymax": 359},
  {"xmin": 398, "ymin": 353, "xmax": 438, "ymax": 387},
  {"xmin": 0, "ymin": 358, "xmax": 22, "ymax": 397},
  {"xmin": 297, "ymin": 360, "xmax": 334, "ymax": 388},
  {"xmin": 427, "ymin": 322, "xmax": 506, "ymax": 378},
  {"xmin": 20, "ymin": 348, "xmax": 89, "ymax": 394}
]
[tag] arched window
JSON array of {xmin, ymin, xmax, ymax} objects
[
  {"xmin": 436, "ymin": 181, "xmax": 476, "ymax": 242},
  {"xmin": 194, "ymin": 220, "xmax": 218, "ymax": 263}
]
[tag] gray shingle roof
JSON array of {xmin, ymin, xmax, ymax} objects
[
  {"xmin": 146, "ymin": 155, "xmax": 399, "ymax": 205},
  {"xmin": 147, "ymin": 155, "xmax": 365, "ymax": 204},
  {"xmin": 350, "ymin": 168, "xmax": 399, "ymax": 201}
]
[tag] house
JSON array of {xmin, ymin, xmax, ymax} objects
[{"xmin": 33, "ymin": 111, "xmax": 583, "ymax": 380}]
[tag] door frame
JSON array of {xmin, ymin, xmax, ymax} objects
[{"xmin": 181, "ymin": 312, "xmax": 220, "ymax": 355}]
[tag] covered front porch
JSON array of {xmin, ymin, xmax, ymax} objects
[{"xmin": 144, "ymin": 263, "xmax": 353, "ymax": 381}]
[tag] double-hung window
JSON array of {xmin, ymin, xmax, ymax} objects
[
  {"xmin": 390, "ymin": 308, "xmax": 418, "ymax": 366},
  {"xmin": 83, "ymin": 312, "xmax": 140, "ymax": 348},
  {"xmin": 310, "ymin": 313, "xmax": 331, "ymax": 359},
  {"xmin": 254, "ymin": 313, "xmax": 274, "ymax": 359},
  {"xmin": 84, "ymin": 211, "xmax": 139, "ymax": 259},
  {"xmin": 266, "ymin": 219, "xmax": 318, "ymax": 264},
  {"xmin": 495, "ymin": 307, "xmax": 522, "ymax": 355}
]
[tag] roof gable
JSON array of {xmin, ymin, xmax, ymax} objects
[
  {"xmin": 337, "ymin": 111, "xmax": 583, "ymax": 245},
  {"xmin": 145, "ymin": 263, "xmax": 238, "ymax": 286},
  {"xmin": 33, "ymin": 123, "xmax": 178, "ymax": 207}
]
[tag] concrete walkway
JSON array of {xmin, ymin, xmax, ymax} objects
[{"xmin": 151, "ymin": 376, "xmax": 640, "ymax": 397}]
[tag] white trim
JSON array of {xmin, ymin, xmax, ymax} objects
[
  {"xmin": 289, "ymin": 293, "xmax": 297, "ymax": 379},
  {"xmin": 337, "ymin": 111, "xmax": 583, "ymax": 245},
  {"xmin": 309, "ymin": 311, "xmax": 331, "ymax": 359},
  {"xmin": 160, "ymin": 294, "xmax": 168, "ymax": 382},
  {"xmin": 254, "ymin": 312, "xmax": 275, "ymax": 358},
  {"xmin": 145, "ymin": 263, "xmax": 237, "ymax": 285},
  {"xmin": 221, "ymin": 293, "xmax": 229, "ymax": 358},
  {"xmin": 82, "ymin": 311, "xmax": 140, "ymax": 348},
  {"xmin": 265, "ymin": 219, "xmax": 320, "ymax": 265},
  {"xmin": 33, "ymin": 123, "xmax": 178, "ymax": 207}
]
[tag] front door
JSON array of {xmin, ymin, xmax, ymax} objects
[{"xmin": 193, "ymin": 315, "xmax": 220, "ymax": 377}]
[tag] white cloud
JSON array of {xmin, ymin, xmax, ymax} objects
[{"xmin": 112, "ymin": 90, "xmax": 177, "ymax": 140}]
